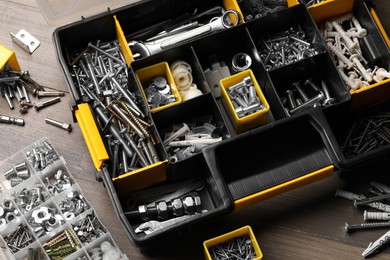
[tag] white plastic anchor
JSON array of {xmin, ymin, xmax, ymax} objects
[
  {"xmin": 351, "ymin": 16, "xmax": 367, "ymax": 38},
  {"xmin": 349, "ymin": 54, "xmax": 373, "ymax": 82},
  {"xmin": 327, "ymin": 42, "xmax": 354, "ymax": 69},
  {"xmin": 376, "ymin": 68, "xmax": 390, "ymax": 79},
  {"xmin": 331, "ymin": 12, "xmax": 353, "ymax": 24},
  {"xmin": 163, "ymin": 123, "xmax": 190, "ymax": 145},
  {"xmin": 364, "ymin": 210, "xmax": 390, "ymax": 221},
  {"xmin": 338, "ymin": 68, "xmax": 362, "ymax": 91},
  {"xmin": 331, "ymin": 21, "xmax": 358, "ymax": 51}
]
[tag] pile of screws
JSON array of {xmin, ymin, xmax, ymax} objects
[
  {"xmin": 43, "ymin": 228, "xmax": 81, "ymax": 259},
  {"xmin": 45, "ymin": 169, "xmax": 73, "ymax": 195},
  {"xmin": 89, "ymin": 241, "xmax": 123, "ymax": 260},
  {"xmin": 70, "ymin": 40, "xmax": 160, "ymax": 178},
  {"xmin": 29, "ymin": 206, "xmax": 65, "ymax": 237},
  {"xmin": 0, "ymin": 199, "xmax": 20, "ymax": 227},
  {"xmin": 341, "ymin": 101, "xmax": 390, "ymax": 158},
  {"xmin": 335, "ymin": 181, "xmax": 390, "ymax": 257},
  {"xmin": 58, "ymin": 191, "xmax": 89, "ymax": 220},
  {"xmin": 258, "ymin": 25, "xmax": 322, "ymax": 71},
  {"xmin": 4, "ymin": 224, "xmax": 34, "ymax": 253},
  {"xmin": 238, "ymin": 0, "xmax": 287, "ymax": 21},
  {"xmin": 26, "ymin": 141, "xmax": 59, "ymax": 171},
  {"xmin": 227, "ymin": 76, "xmax": 266, "ymax": 118},
  {"xmin": 3, "ymin": 160, "xmax": 30, "ymax": 187},
  {"xmin": 208, "ymin": 235, "xmax": 257, "ymax": 260},
  {"xmin": 163, "ymin": 117, "xmax": 223, "ymax": 163},
  {"xmin": 144, "ymin": 76, "xmax": 176, "ymax": 109},
  {"xmin": 0, "ymin": 63, "xmax": 65, "ymax": 114},
  {"xmin": 72, "ymin": 211, "xmax": 106, "ymax": 245},
  {"xmin": 13, "ymin": 183, "xmax": 49, "ymax": 213},
  {"xmin": 320, "ymin": 13, "xmax": 390, "ymax": 93},
  {"xmin": 281, "ymin": 78, "xmax": 335, "ymax": 115}
]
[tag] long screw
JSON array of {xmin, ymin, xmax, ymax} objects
[
  {"xmin": 354, "ymin": 193, "xmax": 390, "ymax": 207},
  {"xmin": 34, "ymin": 97, "xmax": 61, "ymax": 110},
  {"xmin": 345, "ymin": 221, "xmax": 390, "ymax": 232},
  {"xmin": 44, "ymin": 117, "xmax": 72, "ymax": 132}
]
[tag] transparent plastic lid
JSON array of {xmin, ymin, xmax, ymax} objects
[{"xmin": 35, "ymin": 0, "xmax": 139, "ymax": 27}]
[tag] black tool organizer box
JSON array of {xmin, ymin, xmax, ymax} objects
[{"xmin": 50, "ymin": 0, "xmax": 390, "ymax": 247}]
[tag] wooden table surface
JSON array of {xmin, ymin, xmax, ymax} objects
[{"xmin": 1, "ymin": 1, "xmax": 390, "ymax": 259}]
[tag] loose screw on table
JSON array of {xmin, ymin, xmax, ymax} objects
[{"xmin": 44, "ymin": 117, "xmax": 72, "ymax": 132}]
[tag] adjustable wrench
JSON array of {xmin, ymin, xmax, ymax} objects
[
  {"xmin": 130, "ymin": 10, "xmax": 241, "ymax": 58},
  {"xmin": 135, "ymin": 215, "xmax": 193, "ymax": 235}
]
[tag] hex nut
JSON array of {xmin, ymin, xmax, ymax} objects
[
  {"xmin": 2, "ymin": 199, "xmax": 14, "ymax": 211},
  {"xmin": 138, "ymin": 205, "xmax": 148, "ymax": 221},
  {"xmin": 5, "ymin": 212, "xmax": 17, "ymax": 222},
  {"xmin": 194, "ymin": 196, "xmax": 202, "ymax": 213},
  {"xmin": 172, "ymin": 198, "xmax": 184, "ymax": 216},
  {"xmin": 156, "ymin": 201, "xmax": 168, "ymax": 220},
  {"xmin": 183, "ymin": 196, "xmax": 195, "ymax": 215}
]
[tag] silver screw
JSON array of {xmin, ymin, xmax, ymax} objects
[
  {"xmin": 34, "ymin": 97, "xmax": 61, "ymax": 110},
  {"xmin": 289, "ymin": 92, "xmax": 324, "ymax": 115},
  {"xmin": 36, "ymin": 90, "xmax": 65, "ymax": 98},
  {"xmin": 345, "ymin": 221, "xmax": 390, "ymax": 232},
  {"xmin": 44, "ymin": 117, "xmax": 72, "ymax": 132}
]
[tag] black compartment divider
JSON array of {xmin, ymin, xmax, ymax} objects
[{"xmin": 203, "ymin": 108, "xmax": 336, "ymax": 201}]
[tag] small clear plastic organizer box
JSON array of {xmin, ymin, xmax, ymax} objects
[{"xmin": 0, "ymin": 137, "xmax": 128, "ymax": 260}]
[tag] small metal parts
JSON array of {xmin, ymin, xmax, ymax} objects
[
  {"xmin": 89, "ymin": 241, "xmax": 123, "ymax": 260},
  {"xmin": 163, "ymin": 118, "xmax": 223, "ymax": 163},
  {"xmin": 227, "ymin": 76, "xmax": 265, "ymax": 118},
  {"xmin": 232, "ymin": 53, "xmax": 252, "ymax": 72},
  {"xmin": 320, "ymin": 13, "xmax": 387, "ymax": 93},
  {"xmin": 29, "ymin": 206, "xmax": 64, "ymax": 237},
  {"xmin": 0, "ymin": 114, "xmax": 24, "ymax": 126},
  {"xmin": 238, "ymin": 0, "xmax": 287, "ymax": 21},
  {"xmin": 45, "ymin": 169, "xmax": 73, "ymax": 195},
  {"xmin": 26, "ymin": 141, "xmax": 59, "ymax": 171},
  {"xmin": 10, "ymin": 29, "xmax": 40, "ymax": 54},
  {"xmin": 72, "ymin": 211, "xmax": 106, "ymax": 245},
  {"xmin": 208, "ymin": 234, "xmax": 257, "ymax": 260},
  {"xmin": 341, "ymin": 101, "xmax": 390, "ymax": 159},
  {"xmin": 44, "ymin": 117, "xmax": 72, "ymax": 132},
  {"xmin": 144, "ymin": 76, "xmax": 176, "ymax": 109},
  {"xmin": 27, "ymin": 247, "xmax": 43, "ymax": 260},
  {"xmin": 58, "ymin": 191, "xmax": 90, "ymax": 219},
  {"xmin": 259, "ymin": 25, "xmax": 321, "ymax": 71},
  {"xmin": 3, "ymin": 160, "xmax": 30, "ymax": 187},
  {"xmin": 301, "ymin": 0, "xmax": 328, "ymax": 7},
  {"xmin": 12, "ymin": 184, "xmax": 49, "ymax": 213},
  {"xmin": 34, "ymin": 97, "xmax": 61, "ymax": 110},
  {"xmin": 43, "ymin": 228, "xmax": 81, "ymax": 259},
  {"xmin": 281, "ymin": 79, "xmax": 334, "ymax": 115},
  {"xmin": 171, "ymin": 60, "xmax": 202, "ymax": 101},
  {"xmin": 135, "ymin": 215, "xmax": 192, "ymax": 235},
  {"xmin": 0, "ymin": 199, "xmax": 21, "ymax": 227},
  {"xmin": 4, "ymin": 224, "xmax": 34, "ymax": 253}
]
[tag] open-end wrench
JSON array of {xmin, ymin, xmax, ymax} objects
[
  {"xmin": 135, "ymin": 215, "xmax": 193, "ymax": 235},
  {"xmin": 130, "ymin": 10, "xmax": 241, "ymax": 58}
]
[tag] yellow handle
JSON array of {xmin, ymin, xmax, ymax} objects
[
  {"xmin": 234, "ymin": 165, "xmax": 334, "ymax": 211},
  {"xmin": 75, "ymin": 103, "xmax": 109, "ymax": 170}
]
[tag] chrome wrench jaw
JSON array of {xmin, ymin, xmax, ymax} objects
[{"xmin": 130, "ymin": 10, "xmax": 241, "ymax": 59}]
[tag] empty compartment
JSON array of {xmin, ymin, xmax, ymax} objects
[
  {"xmin": 269, "ymin": 53, "xmax": 350, "ymax": 120},
  {"xmin": 313, "ymin": 0, "xmax": 390, "ymax": 109},
  {"xmin": 135, "ymin": 61, "xmax": 182, "ymax": 112},
  {"xmin": 220, "ymin": 69, "xmax": 270, "ymax": 133},
  {"xmin": 246, "ymin": 4, "xmax": 327, "ymax": 72},
  {"xmin": 203, "ymin": 109, "xmax": 336, "ymax": 210}
]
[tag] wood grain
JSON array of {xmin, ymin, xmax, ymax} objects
[{"xmin": 0, "ymin": 1, "xmax": 390, "ymax": 259}]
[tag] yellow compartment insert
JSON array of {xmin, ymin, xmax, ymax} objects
[
  {"xmin": 203, "ymin": 226, "xmax": 263, "ymax": 260},
  {"xmin": 135, "ymin": 62, "xmax": 182, "ymax": 113},
  {"xmin": 0, "ymin": 45, "xmax": 21, "ymax": 71},
  {"xmin": 220, "ymin": 69, "xmax": 269, "ymax": 134}
]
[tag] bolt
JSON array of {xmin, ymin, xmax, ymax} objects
[
  {"xmin": 292, "ymin": 82, "xmax": 309, "ymax": 102},
  {"xmin": 289, "ymin": 92, "xmax": 324, "ymax": 115},
  {"xmin": 88, "ymin": 42, "xmax": 125, "ymax": 66},
  {"xmin": 227, "ymin": 76, "xmax": 252, "ymax": 92},
  {"xmin": 345, "ymin": 221, "xmax": 390, "ymax": 232},
  {"xmin": 0, "ymin": 114, "xmax": 24, "ymax": 126},
  {"xmin": 285, "ymin": 90, "xmax": 296, "ymax": 110},
  {"xmin": 321, "ymin": 81, "xmax": 335, "ymax": 106},
  {"xmin": 34, "ymin": 97, "xmax": 61, "ymax": 110},
  {"xmin": 45, "ymin": 117, "xmax": 72, "ymax": 132},
  {"xmin": 36, "ymin": 90, "xmax": 65, "ymax": 98},
  {"xmin": 354, "ymin": 193, "xmax": 390, "ymax": 207}
]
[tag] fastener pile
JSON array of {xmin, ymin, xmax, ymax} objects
[{"xmin": 335, "ymin": 181, "xmax": 390, "ymax": 258}]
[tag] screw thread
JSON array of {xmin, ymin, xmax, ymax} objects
[{"xmin": 117, "ymin": 100, "xmax": 150, "ymax": 137}]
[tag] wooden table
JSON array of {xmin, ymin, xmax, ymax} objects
[{"xmin": 0, "ymin": 1, "xmax": 390, "ymax": 259}]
